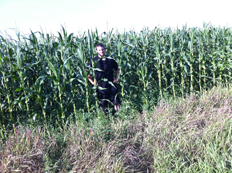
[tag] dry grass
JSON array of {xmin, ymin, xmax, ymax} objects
[{"xmin": 1, "ymin": 86, "xmax": 232, "ymax": 172}]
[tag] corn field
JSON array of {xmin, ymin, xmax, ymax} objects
[{"xmin": 1, "ymin": 24, "xmax": 232, "ymax": 128}]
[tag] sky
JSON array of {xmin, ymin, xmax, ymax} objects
[{"xmin": 0, "ymin": 0, "xmax": 231, "ymax": 37}]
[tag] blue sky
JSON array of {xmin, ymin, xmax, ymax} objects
[{"xmin": 0, "ymin": 0, "xmax": 231, "ymax": 37}]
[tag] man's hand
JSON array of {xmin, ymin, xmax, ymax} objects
[
  {"xmin": 113, "ymin": 78, "xmax": 118, "ymax": 83},
  {"xmin": 90, "ymin": 80, "xmax": 99, "ymax": 88}
]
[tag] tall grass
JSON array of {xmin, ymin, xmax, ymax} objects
[{"xmin": 1, "ymin": 86, "xmax": 232, "ymax": 172}]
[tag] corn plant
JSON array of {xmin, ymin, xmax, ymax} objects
[{"xmin": 1, "ymin": 25, "xmax": 232, "ymax": 127}]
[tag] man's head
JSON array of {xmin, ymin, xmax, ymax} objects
[{"xmin": 96, "ymin": 43, "xmax": 105, "ymax": 58}]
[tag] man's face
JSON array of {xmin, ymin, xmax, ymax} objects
[{"xmin": 96, "ymin": 46, "xmax": 105, "ymax": 57}]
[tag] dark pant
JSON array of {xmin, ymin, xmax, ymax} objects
[{"xmin": 97, "ymin": 82, "xmax": 120, "ymax": 107}]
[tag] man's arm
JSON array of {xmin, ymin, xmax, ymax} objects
[
  {"xmin": 87, "ymin": 74, "xmax": 95, "ymax": 85},
  {"xmin": 86, "ymin": 60, "xmax": 96, "ymax": 86},
  {"xmin": 113, "ymin": 69, "xmax": 119, "ymax": 83},
  {"xmin": 86, "ymin": 68, "xmax": 96, "ymax": 86}
]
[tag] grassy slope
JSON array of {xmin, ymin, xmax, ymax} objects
[{"xmin": 1, "ymin": 86, "xmax": 232, "ymax": 172}]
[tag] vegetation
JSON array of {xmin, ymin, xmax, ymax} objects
[
  {"xmin": 1, "ymin": 24, "xmax": 232, "ymax": 128},
  {"xmin": 1, "ymin": 86, "xmax": 232, "ymax": 172},
  {"xmin": 1, "ymin": 24, "xmax": 232, "ymax": 171}
]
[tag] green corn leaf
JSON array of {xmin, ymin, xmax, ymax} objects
[
  {"xmin": 15, "ymin": 88, "xmax": 24, "ymax": 92},
  {"xmin": 108, "ymin": 81, "xmax": 116, "ymax": 88},
  {"xmin": 46, "ymin": 57, "xmax": 58, "ymax": 78},
  {"xmin": 94, "ymin": 86, "xmax": 107, "ymax": 90}
]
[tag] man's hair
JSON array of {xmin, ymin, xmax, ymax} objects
[{"xmin": 95, "ymin": 43, "xmax": 105, "ymax": 49}]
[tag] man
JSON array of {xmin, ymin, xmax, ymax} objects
[{"xmin": 86, "ymin": 43, "xmax": 120, "ymax": 116}]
